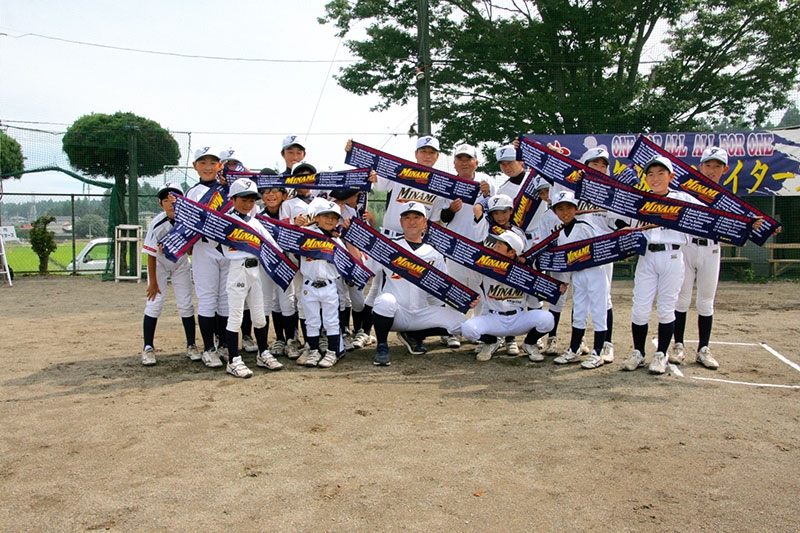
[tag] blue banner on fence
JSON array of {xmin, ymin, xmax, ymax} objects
[
  {"xmin": 344, "ymin": 141, "xmax": 481, "ymax": 203},
  {"xmin": 426, "ymin": 222, "xmax": 562, "ymax": 305},
  {"xmin": 536, "ymin": 229, "xmax": 647, "ymax": 272},
  {"xmin": 257, "ymin": 216, "xmax": 373, "ymax": 289},
  {"xmin": 629, "ymin": 135, "xmax": 781, "ymax": 245},
  {"xmin": 521, "ymin": 131, "xmax": 800, "ymax": 197},
  {"xmin": 170, "ymin": 196, "xmax": 298, "ymax": 290},
  {"xmin": 341, "ymin": 218, "xmax": 478, "ymax": 313}
]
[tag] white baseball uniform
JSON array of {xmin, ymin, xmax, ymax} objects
[{"xmin": 143, "ymin": 212, "xmax": 194, "ymax": 319}]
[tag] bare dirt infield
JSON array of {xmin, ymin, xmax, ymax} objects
[{"xmin": 1, "ymin": 276, "xmax": 799, "ymax": 532}]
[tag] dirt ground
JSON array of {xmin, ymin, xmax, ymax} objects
[{"xmin": 1, "ymin": 276, "xmax": 799, "ymax": 532}]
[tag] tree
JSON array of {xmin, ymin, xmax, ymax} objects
[
  {"xmin": 320, "ymin": 0, "xmax": 800, "ymax": 154},
  {"xmin": 74, "ymin": 214, "xmax": 106, "ymax": 239},
  {"xmin": 0, "ymin": 129, "xmax": 25, "ymax": 178},
  {"xmin": 30, "ymin": 216, "xmax": 57, "ymax": 275},
  {"xmin": 777, "ymin": 104, "xmax": 800, "ymax": 128},
  {"xmin": 63, "ymin": 112, "xmax": 179, "ymax": 272},
  {"xmin": 62, "ymin": 112, "xmax": 180, "ymax": 227}
]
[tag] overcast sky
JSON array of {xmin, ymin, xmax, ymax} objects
[{"xmin": 0, "ymin": 0, "xmax": 434, "ymax": 197}]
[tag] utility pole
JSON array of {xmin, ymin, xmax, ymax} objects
[
  {"xmin": 127, "ymin": 123, "xmax": 139, "ymax": 277},
  {"xmin": 416, "ymin": 0, "xmax": 432, "ymax": 136}
]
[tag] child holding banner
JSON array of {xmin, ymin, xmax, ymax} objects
[
  {"xmin": 549, "ymin": 191, "xmax": 610, "ymax": 369},
  {"xmin": 459, "ymin": 231, "xmax": 554, "ymax": 362},
  {"xmin": 223, "ymin": 178, "xmax": 284, "ymax": 378}
]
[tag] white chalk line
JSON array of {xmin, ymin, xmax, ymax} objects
[{"xmin": 651, "ymin": 338, "xmax": 800, "ymax": 388}]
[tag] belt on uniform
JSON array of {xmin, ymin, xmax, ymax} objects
[
  {"xmin": 691, "ymin": 238, "xmax": 714, "ymax": 246},
  {"xmin": 648, "ymin": 243, "xmax": 681, "ymax": 252},
  {"xmin": 244, "ymin": 258, "xmax": 259, "ymax": 268},
  {"xmin": 490, "ymin": 309, "xmax": 519, "ymax": 316},
  {"xmin": 305, "ymin": 279, "xmax": 336, "ymax": 288}
]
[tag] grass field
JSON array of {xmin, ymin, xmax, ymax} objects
[{"xmin": 5, "ymin": 239, "xmax": 145, "ymax": 274}]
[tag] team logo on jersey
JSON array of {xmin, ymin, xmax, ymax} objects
[
  {"xmin": 228, "ymin": 228, "xmax": 261, "ymax": 250},
  {"xmin": 638, "ymin": 201, "xmax": 682, "ymax": 220},
  {"xmin": 397, "ymin": 186, "xmax": 437, "ymax": 205},
  {"xmin": 300, "ymin": 237, "xmax": 335, "ymax": 253},
  {"xmin": 207, "ymin": 191, "xmax": 225, "ymax": 211},
  {"xmin": 567, "ymin": 244, "xmax": 592, "ymax": 266},
  {"xmin": 398, "ymin": 167, "xmax": 431, "ymax": 183},
  {"xmin": 390, "ymin": 256, "xmax": 426, "ymax": 278},
  {"xmin": 680, "ymin": 178, "xmax": 719, "ymax": 204},
  {"xmin": 286, "ymin": 174, "xmax": 316, "ymax": 185},
  {"xmin": 475, "ymin": 254, "xmax": 510, "ymax": 275},
  {"xmin": 487, "ymin": 284, "xmax": 524, "ymax": 301}
]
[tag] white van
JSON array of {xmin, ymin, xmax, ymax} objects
[{"xmin": 67, "ymin": 238, "xmax": 112, "ymax": 273}]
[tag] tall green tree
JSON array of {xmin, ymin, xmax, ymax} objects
[
  {"xmin": 0, "ymin": 129, "xmax": 25, "ymax": 178},
  {"xmin": 321, "ymin": 0, "xmax": 800, "ymax": 151},
  {"xmin": 62, "ymin": 112, "xmax": 180, "ymax": 228}
]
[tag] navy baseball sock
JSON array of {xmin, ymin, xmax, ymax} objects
[
  {"xmin": 593, "ymin": 330, "xmax": 606, "ymax": 355},
  {"xmin": 326, "ymin": 334, "xmax": 341, "ymax": 356},
  {"xmin": 698, "ymin": 314, "xmax": 713, "ymax": 350},
  {"xmin": 181, "ymin": 315, "xmax": 196, "ymax": 347},
  {"xmin": 569, "ymin": 327, "xmax": 585, "ymax": 353},
  {"xmin": 339, "ymin": 307, "xmax": 351, "ymax": 335},
  {"xmin": 524, "ymin": 329, "xmax": 546, "ymax": 345},
  {"xmin": 361, "ymin": 305, "xmax": 374, "ymax": 334},
  {"xmin": 605, "ymin": 308, "xmax": 614, "ymax": 344},
  {"xmin": 480, "ymin": 334, "xmax": 497, "ymax": 344},
  {"xmin": 241, "ymin": 309, "xmax": 253, "ymax": 338},
  {"xmin": 549, "ymin": 310, "xmax": 561, "ymax": 337},
  {"xmin": 632, "ymin": 322, "xmax": 648, "ymax": 355},
  {"xmin": 143, "ymin": 315, "xmax": 158, "ymax": 348},
  {"xmin": 372, "ymin": 313, "xmax": 394, "ymax": 345},
  {"xmin": 307, "ymin": 335, "xmax": 320, "ymax": 351},
  {"xmin": 351, "ymin": 309, "xmax": 364, "ymax": 333},
  {"xmin": 198, "ymin": 315, "xmax": 216, "ymax": 351},
  {"xmin": 254, "ymin": 326, "xmax": 268, "ymax": 353},
  {"xmin": 225, "ymin": 330, "xmax": 239, "ymax": 361},
  {"xmin": 674, "ymin": 310, "xmax": 687, "ymax": 344},
  {"xmin": 299, "ymin": 318, "xmax": 308, "ymax": 345},
  {"xmin": 272, "ymin": 312, "xmax": 285, "ymax": 342},
  {"xmin": 284, "ymin": 313, "xmax": 298, "ymax": 343},
  {"xmin": 216, "ymin": 314, "xmax": 228, "ymax": 348},
  {"xmin": 657, "ymin": 321, "xmax": 674, "ymax": 354}
]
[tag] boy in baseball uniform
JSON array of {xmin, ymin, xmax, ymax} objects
[
  {"xmin": 459, "ymin": 230, "xmax": 554, "ymax": 361},
  {"xmin": 140, "ymin": 183, "xmax": 198, "ymax": 366},
  {"xmin": 222, "ymin": 178, "xmax": 284, "ymax": 378}
]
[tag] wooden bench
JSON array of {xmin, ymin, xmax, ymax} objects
[
  {"xmin": 765, "ymin": 243, "xmax": 800, "ymax": 277},
  {"xmin": 719, "ymin": 243, "xmax": 753, "ymax": 277}
]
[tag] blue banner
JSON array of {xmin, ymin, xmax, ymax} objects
[
  {"xmin": 226, "ymin": 168, "xmax": 372, "ymax": 191},
  {"xmin": 510, "ymin": 169, "xmax": 544, "ymax": 229},
  {"xmin": 629, "ymin": 135, "xmax": 781, "ymax": 245},
  {"xmin": 257, "ymin": 216, "xmax": 373, "ymax": 289},
  {"xmin": 341, "ymin": 218, "xmax": 478, "ymax": 313},
  {"xmin": 170, "ymin": 196, "xmax": 298, "ymax": 290},
  {"xmin": 161, "ymin": 182, "xmax": 231, "ymax": 262},
  {"xmin": 344, "ymin": 141, "xmax": 481, "ymax": 203},
  {"xmin": 575, "ymin": 173, "xmax": 755, "ymax": 246},
  {"xmin": 521, "ymin": 131, "xmax": 800, "ymax": 197},
  {"xmin": 426, "ymin": 222, "xmax": 562, "ymax": 305},
  {"xmin": 536, "ymin": 229, "xmax": 648, "ymax": 272}
]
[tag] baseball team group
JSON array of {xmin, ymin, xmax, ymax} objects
[{"xmin": 140, "ymin": 133, "xmax": 755, "ymax": 379}]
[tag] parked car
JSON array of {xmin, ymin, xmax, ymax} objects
[{"xmin": 67, "ymin": 238, "xmax": 112, "ymax": 273}]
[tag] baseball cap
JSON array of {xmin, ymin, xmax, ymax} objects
[
  {"xmin": 581, "ymin": 147, "xmax": 610, "ymax": 165},
  {"xmin": 329, "ymin": 189, "xmax": 360, "ymax": 201},
  {"xmin": 495, "ymin": 145, "xmax": 517, "ymax": 162},
  {"xmin": 700, "ymin": 146, "xmax": 728, "ymax": 165},
  {"xmin": 193, "ymin": 146, "xmax": 220, "ymax": 163},
  {"xmin": 533, "ymin": 176, "xmax": 551, "ymax": 192},
  {"xmin": 494, "ymin": 231, "xmax": 524, "ymax": 255},
  {"xmin": 281, "ymin": 135, "xmax": 306, "ymax": 152},
  {"xmin": 453, "ymin": 143, "xmax": 477, "ymax": 158},
  {"xmin": 259, "ymin": 168, "xmax": 278, "ymax": 176},
  {"xmin": 643, "ymin": 155, "xmax": 674, "ymax": 174},
  {"xmin": 314, "ymin": 200, "xmax": 342, "ymax": 218},
  {"xmin": 415, "ymin": 135, "xmax": 440, "ymax": 152},
  {"xmin": 229, "ymin": 178, "xmax": 260, "ymax": 198},
  {"xmin": 400, "ymin": 202, "xmax": 427, "ymax": 216},
  {"xmin": 551, "ymin": 190, "xmax": 579, "ymax": 208},
  {"xmin": 487, "ymin": 194, "xmax": 514, "ymax": 212},
  {"xmin": 219, "ymin": 148, "xmax": 241, "ymax": 163},
  {"xmin": 291, "ymin": 161, "xmax": 317, "ymax": 176},
  {"xmin": 157, "ymin": 182, "xmax": 183, "ymax": 200}
]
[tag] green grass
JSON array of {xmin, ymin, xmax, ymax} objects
[{"xmin": 5, "ymin": 240, "xmax": 146, "ymax": 274}]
